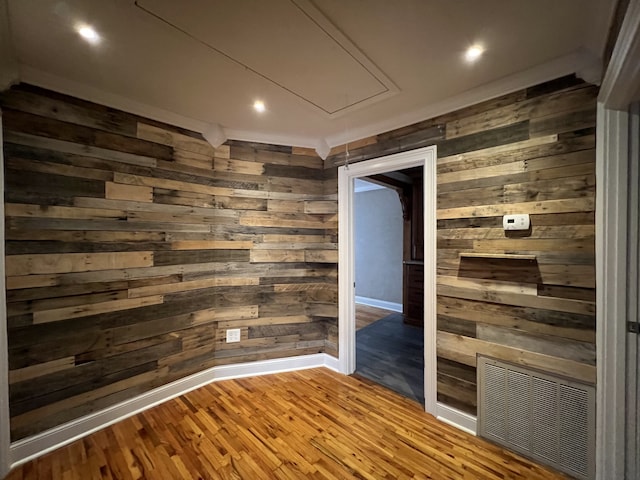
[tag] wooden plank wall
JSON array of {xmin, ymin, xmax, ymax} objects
[
  {"xmin": 1, "ymin": 84, "xmax": 338, "ymax": 440},
  {"xmin": 325, "ymin": 75, "xmax": 597, "ymax": 415}
]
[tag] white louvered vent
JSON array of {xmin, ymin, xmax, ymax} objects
[{"xmin": 478, "ymin": 356, "xmax": 595, "ymax": 480}]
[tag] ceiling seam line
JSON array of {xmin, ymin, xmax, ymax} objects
[
  {"xmin": 289, "ymin": 0, "xmax": 389, "ymax": 89},
  {"xmin": 134, "ymin": 0, "xmax": 384, "ymax": 116}
]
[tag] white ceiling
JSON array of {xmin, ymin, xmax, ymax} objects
[{"xmin": 1, "ymin": 0, "xmax": 616, "ymax": 157}]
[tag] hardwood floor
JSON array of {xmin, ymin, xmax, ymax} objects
[
  {"xmin": 356, "ymin": 312, "xmax": 424, "ymax": 404},
  {"xmin": 355, "ymin": 303, "xmax": 394, "ymax": 330},
  {"xmin": 4, "ymin": 368, "xmax": 570, "ymax": 480}
]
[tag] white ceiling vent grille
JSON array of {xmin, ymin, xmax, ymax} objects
[{"xmin": 478, "ymin": 356, "xmax": 595, "ymax": 480}]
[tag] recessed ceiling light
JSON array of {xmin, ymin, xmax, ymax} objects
[
  {"xmin": 465, "ymin": 44, "xmax": 484, "ymax": 63},
  {"xmin": 253, "ymin": 100, "xmax": 266, "ymax": 113},
  {"xmin": 76, "ymin": 24, "xmax": 101, "ymax": 45}
]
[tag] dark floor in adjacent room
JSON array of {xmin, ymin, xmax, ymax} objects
[{"xmin": 355, "ymin": 312, "xmax": 424, "ymax": 405}]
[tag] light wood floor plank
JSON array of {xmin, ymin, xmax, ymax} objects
[{"xmin": 4, "ymin": 368, "xmax": 570, "ymax": 480}]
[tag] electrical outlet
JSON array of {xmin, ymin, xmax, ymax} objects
[{"xmin": 226, "ymin": 328, "xmax": 241, "ymax": 343}]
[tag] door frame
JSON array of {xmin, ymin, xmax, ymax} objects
[
  {"xmin": 625, "ymin": 101, "xmax": 639, "ymax": 479},
  {"xmin": 337, "ymin": 146, "xmax": 439, "ymax": 414},
  {"xmin": 596, "ymin": 1, "xmax": 640, "ymax": 478}
]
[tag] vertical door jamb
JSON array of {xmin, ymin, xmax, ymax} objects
[{"xmin": 337, "ymin": 146, "xmax": 438, "ymax": 416}]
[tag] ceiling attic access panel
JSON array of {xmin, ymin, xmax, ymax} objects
[{"xmin": 135, "ymin": 0, "xmax": 398, "ymax": 116}]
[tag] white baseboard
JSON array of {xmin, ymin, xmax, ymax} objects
[
  {"xmin": 355, "ymin": 296, "xmax": 402, "ymax": 313},
  {"xmin": 436, "ymin": 403, "xmax": 477, "ymax": 436},
  {"xmin": 322, "ymin": 353, "xmax": 340, "ymax": 372},
  {"xmin": 9, "ymin": 353, "xmax": 335, "ymax": 469}
]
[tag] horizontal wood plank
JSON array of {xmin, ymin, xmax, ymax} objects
[
  {"xmin": 5, "ymin": 252, "xmax": 154, "ymax": 276},
  {"xmin": 437, "ymin": 197, "xmax": 595, "ymax": 220},
  {"xmin": 33, "ymin": 295, "xmax": 165, "ymax": 324},
  {"xmin": 136, "ymin": 122, "xmax": 215, "ymax": 157},
  {"xmin": 105, "ymin": 182, "xmax": 153, "ymax": 202},
  {"xmin": 437, "ymin": 331, "xmax": 596, "ymax": 384},
  {"xmin": 127, "ymin": 277, "xmax": 259, "ymax": 298}
]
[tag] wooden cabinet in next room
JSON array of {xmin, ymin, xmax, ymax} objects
[{"xmin": 403, "ymin": 261, "xmax": 424, "ymax": 326}]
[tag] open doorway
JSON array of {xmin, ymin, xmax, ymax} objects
[
  {"xmin": 354, "ymin": 170, "xmax": 424, "ymax": 404},
  {"xmin": 337, "ymin": 146, "xmax": 437, "ymax": 416}
]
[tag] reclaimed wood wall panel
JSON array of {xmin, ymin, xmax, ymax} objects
[
  {"xmin": 1, "ymin": 84, "xmax": 336, "ymax": 440},
  {"xmin": 325, "ymin": 75, "xmax": 596, "ymax": 415}
]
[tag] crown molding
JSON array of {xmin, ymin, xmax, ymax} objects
[
  {"xmin": 16, "ymin": 47, "xmax": 603, "ymax": 156},
  {"xmin": 201, "ymin": 122, "xmax": 227, "ymax": 148},
  {"xmin": 212, "ymin": 49, "xmax": 602, "ymax": 153},
  {"xmin": 222, "ymin": 128, "xmax": 318, "ymax": 150},
  {"xmin": 314, "ymin": 139, "xmax": 330, "ymax": 160},
  {"xmin": 19, "ymin": 65, "xmax": 210, "ymax": 134},
  {"xmin": 20, "ymin": 66, "xmax": 323, "ymax": 151},
  {"xmin": 18, "ymin": 65, "xmax": 329, "ymax": 155},
  {"xmin": 323, "ymin": 49, "xmax": 602, "ymax": 148}
]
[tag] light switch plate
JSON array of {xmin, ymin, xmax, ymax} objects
[{"xmin": 226, "ymin": 328, "xmax": 241, "ymax": 343}]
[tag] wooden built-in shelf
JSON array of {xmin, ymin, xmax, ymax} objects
[{"xmin": 459, "ymin": 253, "xmax": 537, "ymax": 260}]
